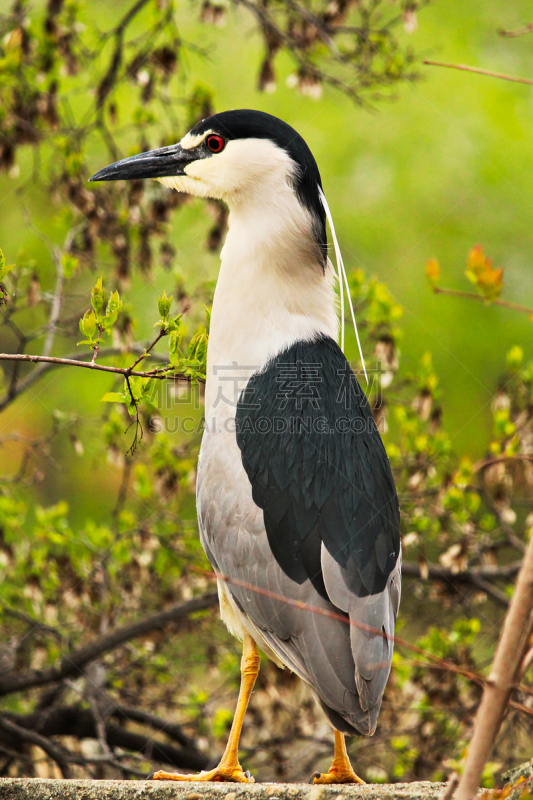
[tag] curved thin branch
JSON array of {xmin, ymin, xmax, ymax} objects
[
  {"xmin": 111, "ymin": 705, "xmax": 195, "ymax": 749},
  {"xmin": 424, "ymin": 59, "xmax": 533, "ymax": 87},
  {"xmin": 0, "ymin": 716, "xmax": 71, "ymax": 778},
  {"xmin": 402, "ymin": 559, "xmax": 522, "ymax": 598},
  {"xmin": 499, "ymin": 22, "xmax": 533, "ymax": 38},
  {"xmin": 0, "ymin": 592, "xmax": 219, "ymax": 698},
  {"xmin": 0, "ymin": 353, "xmax": 189, "ymax": 381},
  {"xmin": 432, "ymin": 286, "xmax": 533, "ymax": 315},
  {"xmin": 0, "ymin": 346, "xmax": 166, "ymax": 410},
  {"xmin": 1, "ymin": 706, "xmax": 209, "ymax": 773}
]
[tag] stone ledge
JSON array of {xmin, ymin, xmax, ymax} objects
[{"xmin": 0, "ymin": 779, "xmax": 446, "ymax": 800}]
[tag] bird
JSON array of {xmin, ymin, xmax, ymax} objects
[{"xmin": 90, "ymin": 109, "xmax": 401, "ymax": 785}]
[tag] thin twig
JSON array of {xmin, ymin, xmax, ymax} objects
[
  {"xmin": 432, "ymin": 286, "xmax": 533, "ymax": 315},
  {"xmin": 0, "ymin": 706, "xmax": 209, "ymax": 773},
  {"xmin": 43, "ymin": 247, "xmax": 64, "ymax": 360},
  {"xmin": 2, "ymin": 608, "xmax": 63, "ymax": 642},
  {"xmin": 0, "ymin": 353, "xmax": 190, "ymax": 381},
  {"xmin": 473, "ymin": 454, "xmax": 533, "ymax": 472},
  {"xmin": 498, "ymin": 22, "xmax": 533, "ymax": 38},
  {"xmin": 91, "ymin": 326, "xmax": 104, "ymax": 364},
  {"xmin": 113, "ymin": 0, "xmax": 151, "ymax": 35},
  {"xmin": 424, "ymin": 59, "xmax": 533, "ymax": 87},
  {"xmin": 128, "ymin": 328, "xmax": 168, "ymax": 372},
  {"xmin": 0, "ymin": 716, "xmax": 71, "ymax": 778},
  {"xmin": 112, "ymin": 705, "xmax": 195, "ymax": 749},
  {"xmin": 0, "ymin": 592, "xmax": 219, "ymax": 698},
  {"xmin": 0, "ymin": 346, "xmax": 167, "ymax": 412}
]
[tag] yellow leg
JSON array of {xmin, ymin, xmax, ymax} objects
[
  {"xmin": 150, "ymin": 635, "xmax": 260, "ymax": 783},
  {"xmin": 311, "ymin": 730, "xmax": 365, "ymax": 785}
]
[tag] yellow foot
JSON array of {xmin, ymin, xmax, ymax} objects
[
  {"xmin": 311, "ymin": 767, "xmax": 365, "ymax": 785},
  {"xmin": 149, "ymin": 765, "xmax": 254, "ymax": 783}
]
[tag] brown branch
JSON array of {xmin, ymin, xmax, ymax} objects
[
  {"xmin": 0, "ymin": 346, "xmax": 167, "ymax": 412},
  {"xmin": 432, "ymin": 286, "xmax": 533, "ymax": 315},
  {"xmin": 454, "ymin": 533, "xmax": 533, "ymax": 800},
  {"xmin": 402, "ymin": 560, "xmax": 521, "ymax": 606},
  {"xmin": 473, "ymin": 454, "xmax": 533, "ymax": 472},
  {"xmin": 0, "ymin": 706, "xmax": 209, "ymax": 773},
  {"xmin": 111, "ymin": 705, "xmax": 195, "ymax": 749},
  {"xmin": 0, "ymin": 592, "xmax": 218, "ymax": 698},
  {"xmin": 128, "ymin": 328, "xmax": 168, "ymax": 372},
  {"xmin": 466, "ymin": 574, "xmax": 511, "ymax": 607},
  {"xmin": 0, "ymin": 716, "xmax": 71, "ymax": 778},
  {"xmin": 424, "ymin": 59, "xmax": 533, "ymax": 87},
  {"xmin": 282, "ymin": 0, "xmax": 344, "ymax": 61},
  {"xmin": 97, "ymin": 0, "xmax": 151, "ymax": 108},
  {"xmin": 3, "ymin": 608, "xmax": 63, "ymax": 642},
  {"xmin": 0, "ymin": 353, "xmax": 192, "ymax": 382},
  {"xmin": 91, "ymin": 326, "xmax": 105, "ymax": 364},
  {"xmin": 499, "ymin": 22, "xmax": 533, "ymax": 38},
  {"xmin": 113, "ymin": 0, "xmax": 151, "ymax": 35}
]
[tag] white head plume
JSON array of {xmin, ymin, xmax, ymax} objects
[{"xmin": 318, "ymin": 186, "xmax": 368, "ymax": 384}]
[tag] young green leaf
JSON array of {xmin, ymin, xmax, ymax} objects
[
  {"xmin": 0, "ymin": 247, "xmax": 15, "ymax": 282},
  {"xmin": 158, "ymin": 290, "xmax": 172, "ymax": 321},
  {"xmin": 101, "ymin": 392, "xmax": 127, "ymax": 403},
  {"xmin": 91, "ymin": 277, "xmax": 106, "ymax": 314},
  {"xmin": 79, "ymin": 310, "xmax": 97, "ymax": 340}
]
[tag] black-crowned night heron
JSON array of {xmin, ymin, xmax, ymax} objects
[{"xmin": 90, "ymin": 110, "xmax": 401, "ymax": 785}]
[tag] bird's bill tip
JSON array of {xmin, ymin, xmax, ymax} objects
[{"xmin": 89, "ymin": 143, "xmax": 196, "ymax": 183}]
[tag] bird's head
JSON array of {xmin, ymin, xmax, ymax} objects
[{"xmin": 90, "ymin": 109, "xmax": 326, "ymax": 259}]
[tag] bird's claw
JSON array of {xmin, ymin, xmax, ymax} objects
[
  {"xmin": 310, "ymin": 769, "xmax": 365, "ymax": 785},
  {"xmin": 149, "ymin": 765, "xmax": 254, "ymax": 783}
]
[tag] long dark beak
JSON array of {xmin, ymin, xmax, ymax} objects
[{"xmin": 89, "ymin": 143, "xmax": 200, "ymax": 182}]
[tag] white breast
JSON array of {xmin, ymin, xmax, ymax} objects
[{"xmin": 204, "ymin": 174, "xmax": 338, "ymax": 419}]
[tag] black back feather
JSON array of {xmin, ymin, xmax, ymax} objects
[{"xmin": 236, "ymin": 335, "xmax": 400, "ymax": 600}]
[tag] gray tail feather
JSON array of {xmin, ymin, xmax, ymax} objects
[{"xmin": 319, "ymin": 698, "xmax": 379, "ymax": 737}]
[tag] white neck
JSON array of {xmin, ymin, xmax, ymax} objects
[{"xmin": 205, "ymin": 181, "xmax": 338, "ymax": 414}]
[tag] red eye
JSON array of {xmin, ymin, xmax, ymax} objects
[{"xmin": 206, "ymin": 134, "xmax": 226, "ymax": 153}]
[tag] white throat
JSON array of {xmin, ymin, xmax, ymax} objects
[{"xmin": 205, "ymin": 178, "xmax": 338, "ymax": 414}]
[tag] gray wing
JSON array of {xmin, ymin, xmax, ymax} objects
[{"xmin": 322, "ymin": 544, "xmax": 401, "ymax": 719}]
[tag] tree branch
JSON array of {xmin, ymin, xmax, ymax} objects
[
  {"xmin": 0, "ymin": 592, "xmax": 219, "ymax": 698},
  {"xmin": 0, "ymin": 346, "xmax": 167, "ymax": 412},
  {"xmin": 111, "ymin": 705, "xmax": 195, "ymax": 750},
  {"xmin": 0, "ymin": 353, "xmax": 194, "ymax": 383},
  {"xmin": 432, "ymin": 286, "xmax": 533, "ymax": 315},
  {"xmin": 454, "ymin": 534, "xmax": 533, "ymax": 800},
  {"xmin": 498, "ymin": 22, "xmax": 533, "ymax": 38},
  {"xmin": 0, "ymin": 706, "xmax": 209, "ymax": 773},
  {"xmin": 402, "ymin": 560, "xmax": 521, "ymax": 606},
  {"xmin": 424, "ymin": 59, "xmax": 533, "ymax": 87},
  {"xmin": 0, "ymin": 716, "xmax": 72, "ymax": 778}
]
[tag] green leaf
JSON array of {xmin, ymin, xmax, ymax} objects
[
  {"xmin": 0, "ymin": 247, "xmax": 15, "ymax": 282},
  {"xmin": 106, "ymin": 290, "xmax": 122, "ymax": 319},
  {"xmin": 158, "ymin": 290, "xmax": 172, "ymax": 320},
  {"xmin": 188, "ymin": 331, "xmax": 208, "ymax": 365},
  {"xmin": 167, "ymin": 313, "xmax": 182, "ymax": 332},
  {"xmin": 101, "ymin": 392, "xmax": 126, "ymax": 403},
  {"xmin": 61, "ymin": 252, "xmax": 79, "ymax": 279},
  {"xmin": 79, "ymin": 310, "xmax": 97, "ymax": 340},
  {"xmin": 91, "ymin": 277, "xmax": 106, "ymax": 314}
]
